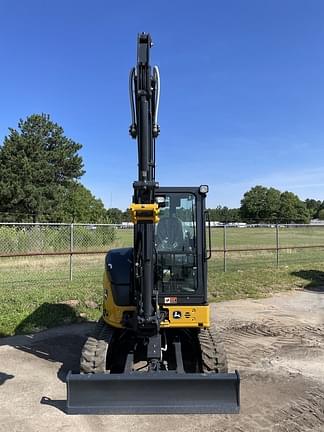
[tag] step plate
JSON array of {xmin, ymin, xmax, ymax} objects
[{"xmin": 66, "ymin": 370, "xmax": 240, "ymax": 414}]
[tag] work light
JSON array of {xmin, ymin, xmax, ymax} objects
[{"xmin": 199, "ymin": 185, "xmax": 209, "ymax": 194}]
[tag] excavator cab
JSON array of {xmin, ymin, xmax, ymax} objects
[{"xmin": 156, "ymin": 188, "xmax": 207, "ymax": 302}]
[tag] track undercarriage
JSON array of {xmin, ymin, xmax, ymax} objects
[{"xmin": 80, "ymin": 319, "xmax": 228, "ymax": 375}]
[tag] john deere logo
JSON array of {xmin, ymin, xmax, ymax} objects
[{"xmin": 173, "ymin": 311, "xmax": 181, "ymax": 319}]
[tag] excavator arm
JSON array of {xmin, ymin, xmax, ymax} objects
[
  {"xmin": 129, "ymin": 33, "xmax": 160, "ymax": 327},
  {"xmin": 129, "ymin": 34, "xmax": 164, "ymax": 369}
]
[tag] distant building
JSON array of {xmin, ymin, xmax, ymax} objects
[
  {"xmin": 209, "ymin": 221, "xmax": 223, "ymax": 227},
  {"xmin": 121, "ymin": 222, "xmax": 134, "ymax": 229},
  {"xmin": 310, "ymin": 219, "xmax": 324, "ymax": 225}
]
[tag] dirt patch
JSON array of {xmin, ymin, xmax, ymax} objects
[
  {"xmin": 212, "ymin": 291, "xmax": 324, "ymax": 431},
  {"xmin": 0, "ymin": 291, "xmax": 323, "ymax": 432}
]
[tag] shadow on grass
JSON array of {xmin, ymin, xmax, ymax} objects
[
  {"xmin": 15, "ymin": 302, "xmax": 81, "ymax": 334},
  {"xmin": 291, "ymin": 270, "xmax": 324, "ymax": 293}
]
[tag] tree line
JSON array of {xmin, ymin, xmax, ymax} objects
[
  {"xmin": 210, "ymin": 186, "xmax": 324, "ymax": 224},
  {"xmin": 1, "ymin": 114, "xmax": 323, "ymax": 224}
]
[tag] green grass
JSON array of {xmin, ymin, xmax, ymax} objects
[
  {"xmin": 113, "ymin": 226, "xmax": 324, "ymax": 250},
  {"xmin": 208, "ymin": 260, "xmax": 324, "ymax": 301},
  {"xmin": 210, "ymin": 226, "xmax": 324, "ymax": 249},
  {"xmin": 1, "ymin": 252, "xmax": 324, "ymax": 336},
  {"xmin": 0, "ymin": 277, "xmax": 103, "ymax": 336},
  {"xmin": 1, "ymin": 226, "xmax": 324, "ymax": 337}
]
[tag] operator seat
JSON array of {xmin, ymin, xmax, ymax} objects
[{"xmin": 156, "ymin": 215, "xmax": 184, "ymax": 251}]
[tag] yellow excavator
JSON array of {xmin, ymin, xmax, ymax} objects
[{"xmin": 66, "ymin": 33, "xmax": 240, "ymax": 414}]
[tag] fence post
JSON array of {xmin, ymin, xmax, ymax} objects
[
  {"xmin": 223, "ymin": 224, "xmax": 227, "ymax": 272},
  {"xmin": 276, "ymin": 223, "xmax": 279, "ymax": 268},
  {"xmin": 70, "ymin": 223, "xmax": 74, "ymax": 281}
]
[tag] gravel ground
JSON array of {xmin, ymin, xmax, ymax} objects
[{"xmin": 0, "ymin": 289, "xmax": 323, "ymax": 432}]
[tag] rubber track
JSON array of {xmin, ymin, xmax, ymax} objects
[
  {"xmin": 80, "ymin": 318, "xmax": 115, "ymax": 373},
  {"xmin": 198, "ymin": 322, "xmax": 228, "ymax": 373}
]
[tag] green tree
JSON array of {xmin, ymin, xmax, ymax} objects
[
  {"xmin": 240, "ymin": 186, "xmax": 281, "ymax": 222},
  {"xmin": 318, "ymin": 209, "xmax": 324, "ymax": 220},
  {"xmin": 0, "ymin": 114, "xmax": 84, "ymax": 221},
  {"xmin": 208, "ymin": 206, "xmax": 240, "ymax": 222},
  {"xmin": 317, "ymin": 201, "xmax": 324, "ymax": 218},
  {"xmin": 240, "ymin": 186, "xmax": 310, "ymax": 223},
  {"xmin": 106, "ymin": 208, "xmax": 123, "ymax": 224},
  {"xmin": 105, "ymin": 208, "xmax": 132, "ymax": 224},
  {"xmin": 305, "ymin": 199, "xmax": 322, "ymax": 218},
  {"xmin": 57, "ymin": 183, "xmax": 109, "ymax": 223},
  {"xmin": 278, "ymin": 191, "xmax": 310, "ymax": 223},
  {"xmin": 122, "ymin": 208, "xmax": 132, "ymax": 222}
]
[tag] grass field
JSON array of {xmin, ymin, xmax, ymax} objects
[
  {"xmin": 1, "ymin": 226, "xmax": 324, "ymax": 336},
  {"xmin": 113, "ymin": 225, "xmax": 324, "ymax": 249},
  {"xmin": 114, "ymin": 226, "xmax": 324, "ymax": 270}
]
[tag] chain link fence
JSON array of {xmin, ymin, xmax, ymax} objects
[
  {"xmin": 1, "ymin": 222, "xmax": 324, "ymax": 289},
  {"xmin": 0, "ymin": 223, "xmax": 129, "ymax": 288},
  {"xmin": 210, "ymin": 224, "xmax": 324, "ymax": 271}
]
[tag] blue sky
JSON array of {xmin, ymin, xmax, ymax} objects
[{"xmin": 1, "ymin": 0, "xmax": 323, "ymax": 209}]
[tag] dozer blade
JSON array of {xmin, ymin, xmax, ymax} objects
[{"xmin": 66, "ymin": 370, "xmax": 240, "ymax": 414}]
